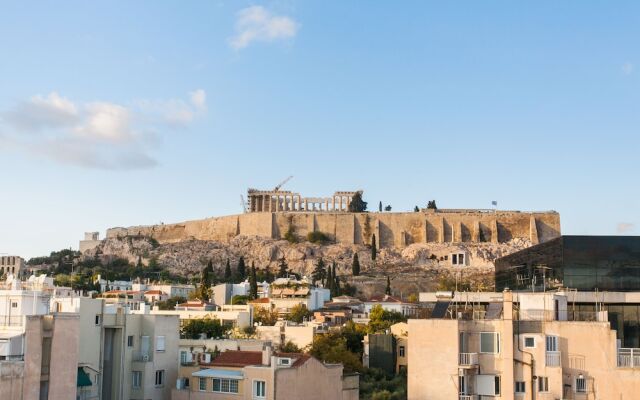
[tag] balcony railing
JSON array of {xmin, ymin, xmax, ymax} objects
[
  {"xmin": 617, "ymin": 348, "xmax": 640, "ymax": 368},
  {"xmin": 132, "ymin": 352, "xmax": 152, "ymax": 362},
  {"xmin": 545, "ymin": 351, "xmax": 561, "ymax": 367},
  {"xmin": 459, "ymin": 395, "xmax": 478, "ymax": 400},
  {"xmin": 458, "ymin": 353, "xmax": 478, "ymax": 367}
]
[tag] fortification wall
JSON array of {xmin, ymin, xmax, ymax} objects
[{"xmin": 106, "ymin": 210, "xmax": 560, "ymax": 248}]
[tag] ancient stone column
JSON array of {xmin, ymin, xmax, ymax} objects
[
  {"xmin": 276, "ymin": 196, "xmax": 280, "ymax": 212},
  {"xmin": 262, "ymin": 195, "xmax": 267, "ymax": 212},
  {"xmin": 324, "ymin": 199, "xmax": 329, "ymax": 211}
]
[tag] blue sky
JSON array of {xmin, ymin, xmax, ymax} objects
[{"xmin": 0, "ymin": 1, "xmax": 638, "ymax": 258}]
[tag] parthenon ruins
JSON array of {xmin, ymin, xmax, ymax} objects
[{"xmin": 247, "ymin": 188, "xmax": 360, "ymax": 212}]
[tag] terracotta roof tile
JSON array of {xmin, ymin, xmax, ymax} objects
[{"xmin": 210, "ymin": 351, "xmax": 263, "ymax": 368}]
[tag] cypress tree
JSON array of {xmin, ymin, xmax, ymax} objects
[
  {"xmin": 326, "ymin": 266, "xmax": 333, "ymax": 292},
  {"xmin": 249, "ymin": 262, "xmax": 258, "ymax": 299},
  {"xmin": 265, "ymin": 266, "xmax": 274, "ymax": 283},
  {"xmin": 379, "ymin": 201, "xmax": 382, "ymax": 212},
  {"xmin": 237, "ymin": 256, "xmax": 246, "ymax": 282},
  {"xmin": 224, "ymin": 259, "xmax": 232, "ymax": 282},
  {"xmin": 331, "ymin": 262, "xmax": 339, "ymax": 296},
  {"xmin": 352, "ymin": 253, "xmax": 360, "ymax": 276},
  {"xmin": 385, "ymin": 275, "xmax": 391, "ymax": 295},
  {"xmin": 371, "ymin": 234, "xmax": 377, "ymax": 261},
  {"xmin": 312, "ymin": 258, "xmax": 326, "ymax": 286},
  {"xmin": 278, "ymin": 258, "xmax": 288, "ymax": 278}
]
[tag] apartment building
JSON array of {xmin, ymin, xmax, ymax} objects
[
  {"xmin": 0, "ymin": 283, "xmax": 79, "ymax": 400},
  {"xmin": 53, "ymin": 296, "xmax": 180, "ymax": 400},
  {"xmin": 364, "ymin": 294, "xmax": 418, "ymax": 318},
  {"xmin": 409, "ymin": 290, "xmax": 640, "ymax": 400},
  {"xmin": 172, "ymin": 345, "xmax": 359, "ymax": 400}
]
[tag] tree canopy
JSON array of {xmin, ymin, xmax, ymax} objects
[
  {"xmin": 181, "ymin": 318, "xmax": 228, "ymax": 339},
  {"xmin": 348, "ymin": 191, "xmax": 367, "ymax": 212}
]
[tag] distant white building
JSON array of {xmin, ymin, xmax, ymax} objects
[{"xmin": 364, "ymin": 294, "xmax": 418, "ymax": 317}]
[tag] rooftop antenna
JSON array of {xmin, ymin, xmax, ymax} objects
[{"xmin": 274, "ymin": 175, "xmax": 293, "ymax": 192}]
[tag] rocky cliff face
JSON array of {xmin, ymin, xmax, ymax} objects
[{"xmin": 85, "ymin": 235, "xmax": 531, "ymax": 295}]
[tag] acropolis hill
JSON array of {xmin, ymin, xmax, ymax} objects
[{"xmin": 105, "ymin": 188, "xmax": 561, "ymax": 248}]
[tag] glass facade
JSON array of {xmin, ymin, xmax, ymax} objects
[{"xmin": 495, "ymin": 236, "xmax": 640, "ymax": 292}]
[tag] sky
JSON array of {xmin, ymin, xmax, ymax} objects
[{"xmin": 0, "ymin": 1, "xmax": 638, "ymax": 258}]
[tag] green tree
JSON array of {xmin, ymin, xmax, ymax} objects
[
  {"xmin": 236, "ymin": 256, "xmax": 246, "ymax": 282},
  {"xmin": 378, "ymin": 201, "xmax": 382, "ymax": 212},
  {"xmin": 288, "ymin": 304, "xmax": 313, "ymax": 323},
  {"xmin": 348, "ymin": 191, "xmax": 367, "ymax": 212},
  {"xmin": 312, "ymin": 258, "xmax": 326, "ymax": 286},
  {"xmin": 199, "ymin": 261, "xmax": 214, "ymax": 300},
  {"xmin": 254, "ymin": 307, "xmax": 279, "ymax": 326},
  {"xmin": 156, "ymin": 296, "xmax": 186, "ymax": 310},
  {"xmin": 385, "ymin": 275, "xmax": 392, "ymax": 295},
  {"xmin": 427, "ymin": 200, "xmax": 437, "ymax": 210},
  {"xmin": 351, "ymin": 253, "xmax": 360, "ymax": 276},
  {"xmin": 279, "ymin": 341, "xmax": 301, "ymax": 353},
  {"xmin": 384, "ymin": 205, "xmax": 392, "ymax": 212},
  {"xmin": 326, "ymin": 265, "xmax": 333, "ymax": 292},
  {"xmin": 231, "ymin": 295, "xmax": 249, "ymax": 305},
  {"xmin": 277, "ymin": 258, "xmax": 288, "ymax": 278},
  {"xmin": 414, "ymin": 205, "xmax": 419, "ymax": 212},
  {"xmin": 265, "ymin": 266, "xmax": 274, "ymax": 283},
  {"xmin": 371, "ymin": 234, "xmax": 377, "ymax": 261},
  {"xmin": 224, "ymin": 259, "xmax": 232, "ymax": 282},
  {"xmin": 181, "ymin": 318, "xmax": 228, "ymax": 339},
  {"xmin": 308, "ymin": 332, "xmax": 363, "ymax": 373},
  {"xmin": 330, "ymin": 262, "xmax": 340, "ymax": 297},
  {"xmin": 368, "ymin": 304, "xmax": 407, "ymax": 334},
  {"xmin": 249, "ymin": 262, "xmax": 258, "ymax": 299}
]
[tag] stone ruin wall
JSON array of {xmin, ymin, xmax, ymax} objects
[{"xmin": 106, "ymin": 210, "xmax": 560, "ymax": 248}]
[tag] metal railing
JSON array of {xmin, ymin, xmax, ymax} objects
[
  {"xmin": 459, "ymin": 395, "xmax": 478, "ymax": 400},
  {"xmin": 458, "ymin": 353, "xmax": 478, "ymax": 366},
  {"xmin": 545, "ymin": 351, "xmax": 561, "ymax": 367},
  {"xmin": 617, "ymin": 348, "xmax": 640, "ymax": 368},
  {"xmin": 0, "ymin": 315, "xmax": 24, "ymax": 327}
]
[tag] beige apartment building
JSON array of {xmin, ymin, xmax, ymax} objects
[
  {"xmin": 172, "ymin": 345, "xmax": 359, "ymax": 400},
  {"xmin": 0, "ymin": 256, "xmax": 25, "ymax": 278},
  {"xmin": 0, "ymin": 285, "xmax": 79, "ymax": 400},
  {"xmin": 409, "ymin": 290, "xmax": 640, "ymax": 400}
]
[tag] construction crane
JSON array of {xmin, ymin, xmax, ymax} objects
[
  {"xmin": 240, "ymin": 195, "xmax": 247, "ymax": 213},
  {"xmin": 274, "ymin": 175, "xmax": 293, "ymax": 192}
]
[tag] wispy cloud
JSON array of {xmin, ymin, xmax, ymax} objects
[
  {"xmin": 617, "ymin": 222, "xmax": 635, "ymax": 234},
  {"xmin": 229, "ymin": 6, "xmax": 299, "ymax": 50},
  {"xmin": 622, "ymin": 62, "xmax": 634, "ymax": 75},
  {"xmin": 0, "ymin": 90, "xmax": 207, "ymax": 170}
]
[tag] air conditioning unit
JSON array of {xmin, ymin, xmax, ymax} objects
[
  {"xmin": 203, "ymin": 353, "xmax": 211, "ymax": 363},
  {"xmin": 142, "ymin": 354, "xmax": 149, "ymax": 362}
]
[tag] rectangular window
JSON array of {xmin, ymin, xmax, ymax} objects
[
  {"xmin": 515, "ymin": 381, "xmax": 525, "ymax": 393},
  {"xmin": 95, "ymin": 315, "xmax": 101, "ymax": 325},
  {"xmin": 155, "ymin": 370, "xmax": 164, "ymax": 387},
  {"xmin": 199, "ymin": 377, "xmax": 207, "ymax": 391},
  {"xmin": 538, "ymin": 376, "xmax": 549, "ymax": 392},
  {"xmin": 494, "ymin": 376, "xmax": 501, "ymax": 396},
  {"xmin": 127, "ymin": 335, "xmax": 134, "ymax": 347},
  {"xmin": 399, "ymin": 346, "xmax": 405, "ymax": 357},
  {"xmin": 458, "ymin": 375, "xmax": 466, "ymax": 395},
  {"xmin": 213, "ymin": 378, "xmax": 239, "ymax": 393},
  {"xmin": 254, "ymin": 380, "xmax": 266, "ymax": 398},
  {"xmin": 452, "ymin": 254, "xmax": 458, "ymax": 264},
  {"xmin": 480, "ymin": 332, "xmax": 500, "ymax": 354},
  {"xmin": 11, "ymin": 302, "xmax": 17, "ymax": 308},
  {"xmin": 524, "ymin": 337, "xmax": 535, "ymax": 348},
  {"xmin": 576, "ymin": 377, "xmax": 586, "ymax": 393},
  {"xmin": 546, "ymin": 335, "xmax": 558, "ymax": 352},
  {"xmin": 132, "ymin": 371, "xmax": 141, "ymax": 389},
  {"xmin": 459, "ymin": 254, "xmax": 464, "ymax": 265},
  {"xmin": 156, "ymin": 336, "xmax": 165, "ymax": 352}
]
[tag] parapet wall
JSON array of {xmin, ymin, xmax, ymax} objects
[{"xmin": 106, "ymin": 210, "xmax": 560, "ymax": 249}]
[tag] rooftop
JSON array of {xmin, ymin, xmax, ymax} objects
[{"xmin": 210, "ymin": 351, "xmax": 263, "ymax": 368}]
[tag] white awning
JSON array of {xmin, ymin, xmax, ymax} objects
[{"xmin": 192, "ymin": 369, "xmax": 244, "ymax": 379}]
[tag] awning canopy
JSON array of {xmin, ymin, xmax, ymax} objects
[
  {"xmin": 77, "ymin": 367, "xmax": 92, "ymax": 387},
  {"xmin": 192, "ymin": 369, "xmax": 244, "ymax": 379}
]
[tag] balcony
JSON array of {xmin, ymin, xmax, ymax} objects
[
  {"xmin": 545, "ymin": 351, "xmax": 561, "ymax": 367},
  {"xmin": 617, "ymin": 348, "xmax": 640, "ymax": 368},
  {"xmin": 459, "ymin": 395, "xmax": 478, "ymax": 400},
  {"xmin": 458, "ymin": 353, "xmax": 478, "ymax": 367},
  {"xmin": 132, "ymin": 352, "xmax": 152, "ymax": 362}
]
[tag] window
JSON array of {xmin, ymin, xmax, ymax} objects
[
  {"xmin": 538, "ymin": 376, "xmax": 549, "ymax": 392},
  {"xmin": 132, "ymin": 371, "xmax": 141, "ymax": 389},
  {"xmin": 476, "ymin": 375, "xmax": 501, "ymax": 396},
  {"xmin": 480, "ymin": 332, "xmax": 500, "ymax": 354},
  {"xmin": 278, "ymin": 358, "xmax": 291, "ymax": 365},
  {"xmin": 95, "ymin": 315, "xmax": 101, "ymax": 325},
  {"xmin": 576, "ymin": 376, "xmax": 586, "ymax": 393},
  {"xmin": 127, "ymin": 336, "xmax": 134, "ymax": 347},
  {"xmin": 515, "ymin": 381, "xmax": 525, "ymax": 394},
  {"xmin": 494, "ymin": 376, "xmax": 501, "ymax": 396},
  {"xmin": 452, "ymin": 254, "xmax": 458, "ymax": 264},
  {"xmin": 451, "ymin": 253, "xmax": 466, "ymax": 266},
  {"xmin": 524, "ymin": 337, "xmax": 535, "ymax": 348},
  {"xmin": 155, "ymin": 370, "xmax": 164, "ymax": 387},
  {"xmin": 11, "ymin": 302, "xmax": 17, "ymax": 308},
  {"xmin": 458, "ymin": 375, "xmax": 466, "ymax": 395},
  {"xmin": 546, "ymin": 335, "xmax": 558, "ymax": 352},
  {"xmin": 254, "ymin": 380, "xmax": 266, "ymax": 398},
  {"xmin": 213, "ymin": 378, "xmax": 239, "ymax": 394},
  {"xmin": 199, "ymin": 377, "xmax": 207, "ymax": 391},
  {"xmin": 156, "ymin": 336, "xmax": 165, "ymax": 352},
  {"xmin": 399, "ymin": 346, "xmax": 405, "ymax": 357}
]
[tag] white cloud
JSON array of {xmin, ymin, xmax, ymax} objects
[
  {"xmin": 622, "ymin": 62, "xmax": 634, "ymax": 75},
  {"xmin": 617, "ymin": 222, "xmax": 635, "ymax": 234},
  {"xmin": 0, "ymin": 89, "xmax": 207, "ymax": 170},
  {"xmin": 229, "ymin": 6, "xmax": 299, "ymax": 50}
]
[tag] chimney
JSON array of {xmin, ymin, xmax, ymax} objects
[{"xmin": 262, "ymin": 343, "xmax": 272, "ymax": 366}]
